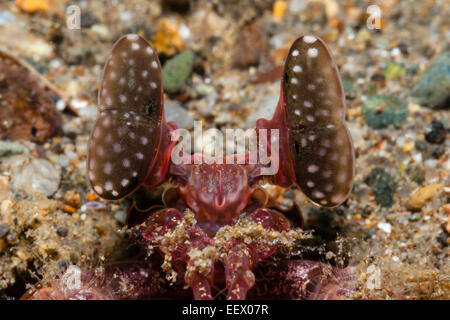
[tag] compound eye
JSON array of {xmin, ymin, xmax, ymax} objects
[
  {"xmin": 283, "ymin": 35, "xmax": 354, "ymax": 207},
  {"xmin": 88, "ymin": 34, "xmax": 163, "ymax": 200}
]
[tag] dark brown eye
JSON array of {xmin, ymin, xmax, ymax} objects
[
  {"xmin": 87, "ymin": 34, "xmax": 164, "ymax": 200},
  {"xmin": 283, "ymin": 35, "xmax": 354, "ymax": 208}
]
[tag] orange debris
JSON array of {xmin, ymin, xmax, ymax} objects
[
  {"xmin": 16, "ymin": 0, "xmax": 53, "ymax": 13},
  {"xmin": 273, "ymin": 1, "xmax": 287, "ymax": 20}
]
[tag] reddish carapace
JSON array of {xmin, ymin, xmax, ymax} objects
[{"xmin": 84, "ymin": 34, "xmax": 354, "ymax": 300}]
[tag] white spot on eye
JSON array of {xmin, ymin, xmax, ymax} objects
[
  {"xmin": 304, "ymin": 101, "xmax": 312, "ymax": 108},
  {"xmin": 104, "ymin": 162, "xmax": 112, "ymax": 174},
  {"xmin": 111, "ymin": 110, "xmax": 118, "ymax": 115},
  {"xmin": 307, "ymin": 48, "xmax": 318, "ymax": 58},
  {"xmin": 140, "ymin": 136, "xmax": 148, "ymax": 145},
  {"xmin": 330, "ymin": 153, "xmax": 339, "ymax": 161},
  {"xmin": 151, "ymin": 61, "xmax": 158, "ymax": 68},
  {"xmin": 142, "ymin": 70, "xmax": 148, "ymax": 78},
  {"xmin": 331, "ymin": 194, "xmax": 344, "ymax": 204},
  {"xmin": 123, "ymin": 159, "xmax": 130, "ymax": 168},
  {"xmin": 113, "ymin": 143, "xmax": 121, "ymax": 153},
  {"xmin": 301, "ymin": 138, "xmax": 307, "ymax": 147},
  {"xmin": 308, "ymin": 164, "xmax": 319, "ymax": 173},
  {"xmin": 128, "ymin": 131, "xmax": 135, "ymax": 139},
  {"xmin": 307, "ymin": 84, "xmax": 316, "ymax": 90},
  {"xmin": 94, "ymin": 186, "xmax": 103, "ymax": 194},
  {"xmin": 137, "ymin": 86, "xmax": 143, "ymax": 92},
  {"xmin": 323, "ymin": 139, "xmax": 331, "ymax": 148},
  {"xmin": 109, "ymin": 71, "xmax": 116, "ymax": 79},
  {"xmin": 307, "ymin": 115, "xmax": 315, "ymax": 122},
  {"xmin": 304, "ymin": 35, "xmax": 317, "ymax": 43},
  {"xmin": 131, "ymin": 43, "xmax": 140, "ymax": 50},
  {"xmin": 293, "ymin": 65, "xmax": 302, "ymax": 73},
  {"xmin": 112, "ymin": 190, "xmax": 119, "ymax": 197},
  {"xmin": 308, "ymin": 135, "xmax": 316, "ymax": 141},
  {"xmin": 121, "ymin": 51, "xmax": 127, "ymax": 58},
  {"xmin": 101, "ymin": 88, "xmax": 107, "ymax": 96},
  {"xmin": 294, "ymin": 110, "xmax": 301, "ymax": 116},
  {"xmin": 324, "ymin": 184, "xmax": 334, "ymax": 192},
  {"xmin": 88, "ymin": 171, "xmax": 95, "ymax": 180},
  {"xmin": 320, "ymin": 200, "xmax": 328, "ymax": 205},
  {"xmin": 119, "ymin": 95, "xmax": 127, "ymax": 103},
  {"xmin": 128, "ymin": 59, "xmax": 134, "ymax": 65},
  {"xmin": 121, "ymin": 179, "xmax": 129, "ymax": 187},
  {"xmin": 136, "ymin": 152, "xmax": 144, "ymax": 160},
  {"xmin": 132, "ymin": 171, "xmax": 138, "ymax": 177},
  {"xmin": 89, "ymin": 159, "xmax": 95, "ymax": 169},
  {"xmin": 105, "ymin": 134, "xmax": 112, "ymax": 143},
  {"xmin": 292, "ymin": 94, "xmax": 297, "ymax": 100},
  {"xmin": 313, "ymin": 190, "xmax": 325, "ymax": 199},
  {"xmin": 124, "ymin": 113, "xmax": 130, "ymax": 118},
  {"xmin": 106, "ymin": 97, "xmax": 112, "ymax": 106},
  {"xmin": 291, "ymin": 78, "xmax": 299, "ymax": 84},
  {"xmin": 135, "ymin": 116, "xmax": 141, "ymax": 121},
  {"xmin": 292, "ymin": 50, "xmax": 299, "ymax": 56},
  {"xmin": 307, "ymin": 181, "xmax": 315, "ymax": 188},
  {"xmin": 97, "ymin": 146, "xmax": 104, "ymax": 157},
  {"xmin": 119, "ymin": 77, "xmax": 126, "ymax": 85},
  {"xmin": 326, "ymin": 124, "xmax": 336, "ymax": 129},
  {"xmin": 338, "ymin": 172, "xmax": 347, "ymax": 183},
  {"xmin": 126, "ymin": 34, "xmax": 139, "ymax": 41},
  {"xmin": 150, "ymin": 82, "xmax": 157, "ymax": 89},
  {"xmin": 146, "ymin": 47, "xmax": 153, "ymax": 55},
  {"xmin": 105, "ymin": 181, "xmax": 113, "ymax": 191},
  {"xmin": 323, "ymin": 170, "xmax": 332, "ymax": 178},
  {"xmin": 318, "ymin": 148, "xmax": 327, "ymax": 156}
]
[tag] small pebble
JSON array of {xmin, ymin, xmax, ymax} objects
[
  {"xmin": 1, "ymin": 200, "xmax": 13, "ymax": 216},
  {"xmin": 114, "ymin": 210, "xmax": 127, "ymax": 224},
  {"xmin": 90, "ymin": 24, "xmax": 113, "ymax": 41},
  {"xmin": 431, "ymin": 145, "xmax": 445, "ymax": 159},
  {"xmin": 0, "ymin": 11, "xmax": 16, "ymax": 27},
  {"xmin": 11, "ymin": 158, "xmax": 61, "ymax": 197},
  {"xmin": 408, "ymin": 213, "xmax": 421, "ymax": 222},
  {"xmin": 0, "ymin": 176, "xmax": 10, "ymax": 202},
  {"xmin": 0, "ymin": 141, "xmax": 28, "ymax": 157},
  {"xmin": 165, "ymin": 100, "xmax": 194, "ymax": 130},
  {"xmin": 414, "ymin": 140, "xmax": 428, "ymax": 152},
  {"xmin": 425, "ymin": 121, "xmax": 446, "ymax": 144},
  {"xmin": 0, "ymin": 223, "xmax": 9, "ymax": 238},
  {"xmin": 406, "ymin": 184, "xmax": 441, "ymax": 211},
  {"xmin": 56, "ymin": 226, "xmax": 68, "ymax": 237},
  {"xmin": 362, "ymin": 94, "xmax": 408, "ymax": 129},
  {"xmin": 162, "ymin": 50, "xmax": 195, "ymax": 94},
  {"xmin": 412, "ymin": 51, "xmax": 450, "ymax": 109},
  {"xmin": 407, "ymin": 165, "xmax": 425, "ymax": 185},
  {"xmin": 377, "ymin": 222, "xmax": 392, "ymax": 234},
  {"xmin": 368, "ymin": 167, "xmax": 398, "ymax": 208}
]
